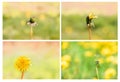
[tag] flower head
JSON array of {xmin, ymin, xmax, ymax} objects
[
  {"xmin": 88, "ymin": 13, "xmax": 97, "ymax": 19},
  {"xmin": 15, "ymin": 56, "xmax": 31, "ymax": 72},
  {"xmin": 61, "ymin": 61, "xmax": 69, "ymax": 70},
  {"xmin": 62, "ymin": 42, "xmax": 69, "ymax": 50},
  {"xmin": 104, "ymin": 68, "xmax": 116, "ymax": 79},
  {"xmin": 61, "ymin": 55, "xmax": 71, "ymax": 70},
  {"xmin": 27, "ymin": 17, "xmax": 37, "ymax": 27}
]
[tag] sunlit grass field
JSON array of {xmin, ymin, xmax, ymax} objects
[
  {"xmin": 3, "ymin": 42, "xmax": 60, "ymax": 79},
  {"xmin": 62, "ymin": 14, "xmax": 117, "ymax": 40},
  {"xmin": 61, "ymin": 42, "xmax": 118, "ymax": 79},
  {"xmin": 3, "ymin": 2, "xmax": 60, "ymax": 40}
]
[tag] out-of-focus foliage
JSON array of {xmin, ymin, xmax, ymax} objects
[
  {"xmin": 62, "ymin": 14, "xmax": 117, "ymax": 40},
  {"xmin": 61, "ymin": 42, "xmax": 118, "ymax": 79},
  {"xmin": 3, "ymin": 2, "xmax": 60, "ymax": 40},
  {"xmin": 3, "ymin": 42, "xmax": 59, "ymax": 79}
]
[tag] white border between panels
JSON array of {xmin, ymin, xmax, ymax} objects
[{"xmin": 0, "ymin": 0, "xmax": 3, "ymax": 80}]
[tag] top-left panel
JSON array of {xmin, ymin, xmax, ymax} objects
[{"xmin": 3, "ymin": 2, "xmax": 60, "ymax": 40}]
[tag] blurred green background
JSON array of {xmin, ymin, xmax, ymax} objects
[
  {"xmin": 3, "ymin": 42, "xmax": 60, "ymax": 79},
  {"xmin": 61, "ymin": 42, "xmax": 118, "ymax": 79},
  {"xmin": 3, "ymin": 2, "xmax": 60, "ymax": 40},
  {"xmin": 62, "ymin": 2, "xmax": 117, "ymax": 40}
]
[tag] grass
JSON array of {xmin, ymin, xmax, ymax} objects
[{"xmin": 62, "ymin": 14, "xmax": 117, "ymax": 40}]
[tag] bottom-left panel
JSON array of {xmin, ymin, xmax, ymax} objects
[{"xmin": 3, "ymin": 41, "xmax": 60, "ymax": 79}]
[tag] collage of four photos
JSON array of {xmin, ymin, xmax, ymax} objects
[{"xmin": 2, "ymin": 0, "xmax": 118, "ymax": 80}]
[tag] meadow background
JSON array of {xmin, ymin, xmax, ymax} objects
[
  {"xmin": 62, "ymin": 2, "xmax": 117, "ymax": 40},
  {"xmin": 3, "ymin": 42, "xmax": 60, "ymax": 79},
  {"xmin": 61, "ymin": 42, "xmax": 118, "ymax": 79},
  {"xmin": 3, "ymin": 2, "xmax": 60, "ymax": 40}
]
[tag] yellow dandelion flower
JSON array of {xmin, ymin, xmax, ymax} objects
[
  {"xmin": 104, "ymin": 68, "xmax": 116, "ymax": 79},
  {"xmin": 62, "ymin": 55, "xmax": 71, "ymax": 63},
  {"xmin": 89, "ymin": 13, "xmax": 97, "ymax": 19},
  {"xmin": 61, "ymin": 61, "xmax": 69, "ymax": 70},
  {"xmin": 85, "ymin": 51, "xmax": 94, "ymax": 57},
  {"xmin": 106, "ymin": 56, "xmax": 118, "ymax": 65},
  {"xmin": 15, "ymin": 56, "xmax": 30, "ymax": 72},
  {"xmin": 90, "ymin": 42, "xmax": 100, "ymax": 49},
  {"xmin": 100, "ymin": 47, "xmax": 112, "ymax": 56},
  {"xmin": 62, "ymin": 42, "xmax": 69, "ymax": 50},
  {"xmin": 111, "ymin": 45, "xmax": 118, "ymax": 54},
  {"xmin": 39, "ymin": 14, "xmax": 46, "ymax": 21}
]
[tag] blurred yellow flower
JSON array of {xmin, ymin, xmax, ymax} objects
[
  {"xmin": 85, "ymin": 51, "xmax": 93, "ymax": 57},
  {"xmin": 100, "ymin": 47, "xmax": 112, "ymax": 56},
  {"xmin": 104, "ymin": 68, "xmax": 116, "ymax": 79},
  {"xmin": 88, "ymin": 13, "xmax": 97, "ymax": 19},
  {"xmin": 25, "ymin": 11, "xmax": 32, "ymax": 18},
  {"xmin": 39, "ymin": 14, "xmax": 46, "ymax": 21},
  {"xmin": 90, "ymin": 42, "xmax": 100, "ymax": 49},
  {"xmin": 61, "ymin": 55, "xmax": 71, "ymax": 70},
  {"xmin": 15, "ymin": 56, "xmax": 31, "ymax": 72},
  {"xmin": 80, "ymin": 42, "xmax": 90, "ymax": 49},
  {"xmin": 111, "ymin": 45, "xmax": 118, "ymax": 54},
  {"xmin": 62, "ymin": 42, "xmax": 69, "ymax": 50},
  {"xmin": 61, "ymin": 61, "xmax": 69, "ymax": 70},
  {"xmin": 62, "ymin": 55, "xmax": 71, "ymax": 63},
  {"xmin": 106, "ymin": 56, "xmax": 118, "ymax": 65},
  {"xmin": 93, "ymin": 77, "xmax": 98, "ymax": 80}
]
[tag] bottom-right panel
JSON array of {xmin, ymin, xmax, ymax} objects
[{"xmin": 61, "ymin": 42, "xmax": 118, "ymax": 79}]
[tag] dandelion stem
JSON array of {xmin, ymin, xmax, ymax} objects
[
  {"xmin": 21, "ymin": 71, "xmax": 24, "ymax": 79},
  {"xmin": 30, "ymin": 26, "xmax": 33, "ymax": 39},
  {"xmin": 88, "ymin": 25, "xmax": 92, "ymax": 40},
  {"xmin": 96, "ymin": 66, "xmax": 99, "ymax": 79}
]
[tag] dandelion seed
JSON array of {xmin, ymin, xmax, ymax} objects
[{"xmin": 27, "ymin": 17, "xmax": 37, "ymax": 27}]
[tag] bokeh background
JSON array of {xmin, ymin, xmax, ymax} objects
[
  {"xmin": 3, "ymin": 2, "xmax": 60, "ymax": 40},
  {"xmin": 62, "ymin": 2, "xmax": 117, "ymax": 40},
  {"xmin": 3, "ymin": 42, "xmax": 60, "ymax": 79},
  {"xmin": 61, "ymin": 42, "xmax": 118, "ymax": 79}
]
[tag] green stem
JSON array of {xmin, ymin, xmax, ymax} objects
[
  {"xmin": 96, "ymin": 66, "xmax": 99, "ymax": 79},
  {"xmin": 88, "ymin": 25, "xmax": 92, "ymax": 40},
  {"xmin": 30, "ymin": 26, "xmax": 33, "ymax": 39}
]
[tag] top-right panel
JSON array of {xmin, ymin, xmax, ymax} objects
[{"xmin": 62, "ymin": 2, "xmax": 117, "ymax": 40}]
